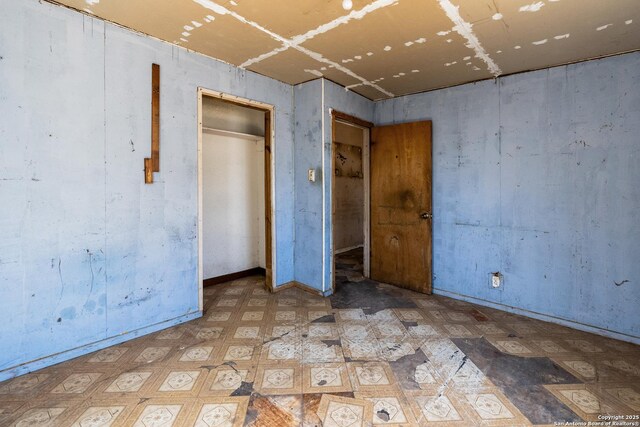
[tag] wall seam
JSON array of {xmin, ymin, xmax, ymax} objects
[
  {"xmin": 103, "ymin": 20, "xmax": 108, "ymax": 337},
  {"xmin": 291, "ymin": 87, "xmax": 295, "ymax": 286},
  {"xmin": 321, "ymin": 79, "xmax": 326, "ymax": 293},
  {"xmin": 497, "ymin": 78, "xmax": 503, "ymax": 304}
]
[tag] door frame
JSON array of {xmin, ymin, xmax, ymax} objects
[
  {"xmin": 330, "ymin": 110, "xmax": 373, "ymax": 293},
  {"xmin": 197, "ymin": 88, "xmax": 276, "ymax": 312}
]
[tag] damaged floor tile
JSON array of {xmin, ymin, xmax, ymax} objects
[{"xmin": 316, "ymin": 394, "xmax": 373, "ymax": 427}]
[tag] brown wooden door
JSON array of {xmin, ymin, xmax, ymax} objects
[{"xmin": 370, "ymin": 121, "xmax": 432, "ymax": 294}]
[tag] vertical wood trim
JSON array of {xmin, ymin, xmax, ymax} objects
[
  {"xmin": 197, "ymin": 89, "xmax": 204, "ymax": 312},
  {"xmin": 330, "ymin": 114, "xmax": 336, "ymax": 293},
  {"xmin": 144, "ymin": 158, "xmax": 153, "ymax": 184},
  {"xmin": 151, "ymin": 63, "xmax": 160, "ymax": 172},
  {"xmin": 267, "ymin": 110, "xmax": 277, "ymax": 293},
  {"xmin": 264, "ymin": 112, "xmax": 273, "ymax": 292},
  {"xmin": 426, "ymin": 121, "xmax": 433, "ymax": 295},
  {"xmin": 363, "ymin": 127, "xmax": 371, "ymax": 278}
]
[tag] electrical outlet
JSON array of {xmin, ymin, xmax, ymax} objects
[
  {"xmin": 492, "ymin": 274, "xmax": 500, "ymax": 288},
  {"xmin": 308, "ymin": 168, "xmax": 316, "ymax": 182},
  {"xmin": 490, "ymin": 272, "xmax": 502, "ymax": 289}
]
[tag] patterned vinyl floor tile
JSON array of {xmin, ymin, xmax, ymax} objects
[{"xmin": 1, "ymin": 249, "xmax": 639, "ymax": 426}]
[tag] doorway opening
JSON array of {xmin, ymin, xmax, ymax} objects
[
  {"xmin": 331, "ymin": 114, "xmax": 433, "ymax": 297},
  {"xmin": 330, "ymin": 111, "xmax": 372, "ymax": 294},
  {"xmin": 197, "ymin": 89, "xmax": 274, "ymax": 311}
]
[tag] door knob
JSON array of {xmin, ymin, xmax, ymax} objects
[{"xmin": 420, "ymin": 212, "xmax": 432, "ymax": 220}]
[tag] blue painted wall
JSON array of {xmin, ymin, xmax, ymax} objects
[
  {"xmin": 375, "ymin": 52, "xmax": 640, "ymax": 341},
  {"xmin": 0, "ymin": 0, "xmax": 294, "ymax": 379},
  {"xmin": 293, "ymin": 80, "xmax": 324, "ymax": 290},
  {"xmin": 293, "ymin": 80, "xmax": 374, "ymax": 293},
  {"xmin": 2, "ymin": 0, "xmax": 638, "ymax": 380}
]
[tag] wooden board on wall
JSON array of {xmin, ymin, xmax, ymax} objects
[
  {"xmin": 145, "ymin": 63, "xmax": 160, "ymax": 183},
  {"xmin": 151, "ymin": 63, "xmax": 160, "ymax": 172}
]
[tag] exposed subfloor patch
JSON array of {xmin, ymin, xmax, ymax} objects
[
  {"xmin": 331, "ymin": 248, "xmax": 418, "ymax": 312},
  {"xmin": 0, "ymin": 250, "xmax": 638, "ymax": 426}
]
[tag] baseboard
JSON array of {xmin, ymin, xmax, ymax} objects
[
  {"xmin": 0, "ymin": 311, "xmax": 202, "ymax": 382},
  {"xmin": 296, "ymin": 281, "xmax": 328, "ymax": 297},
  {"xmin": 335, "ymin": 244, "xmax": 364, "ymax": 255},
  {"xmin": 433, "ymin": 288, "xmax": 640, "ymax": 345},
  {"xmin": 203, "ymin": 267, "xmax": 266, "ymax": 287},
  {"xmin": 274, "ymin": 280, "xmax": 326, "ymax": 297},
  {"xmin": 272, "ymin": 281, "xmax": 296, "ymax": 292}
]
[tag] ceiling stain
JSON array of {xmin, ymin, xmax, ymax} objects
[{"xmin": 49, "ymin": 0, "xmax": 640, "ymax": 100}]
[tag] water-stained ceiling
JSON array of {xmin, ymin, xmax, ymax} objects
[{"xmin": 50, "ymin": 0, "xmax": 640, "ymax": 100}]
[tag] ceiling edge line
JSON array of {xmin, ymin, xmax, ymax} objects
[
  {"xmin": 240, "ymin": 46, "xmax": 289, "ymax": 68},
  {"xmin": 293, "ymin": 45, "xmax": 395, "ymax": 98},
  {"xmin": 377, "ymin": 48, "xmax": 640, "ymax": 102}
]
